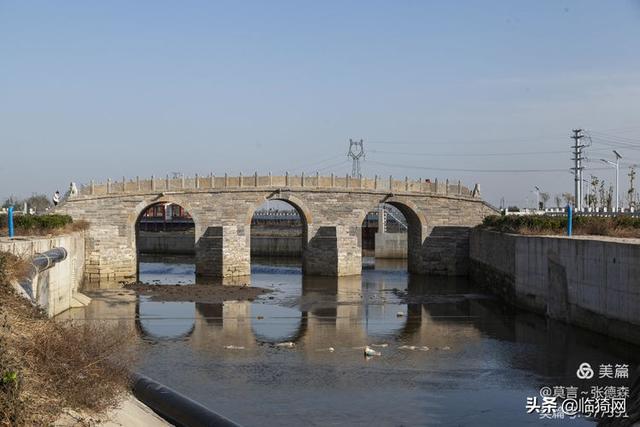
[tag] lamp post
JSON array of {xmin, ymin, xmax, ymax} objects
[{"xmin": 601, "ymin": 150, "xmax": 622, "ymax": 211}]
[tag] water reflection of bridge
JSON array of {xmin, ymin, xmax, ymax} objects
[
  {"xmin": 127, "ymin": 274, "xmax": 486, "ymax": 356},
  {"xmin": 69, "ymin": 272, "xmax": 640, "ymax": 387}
]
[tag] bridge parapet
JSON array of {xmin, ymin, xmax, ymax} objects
[{"xmin": 77, "ymin": 174, "xmax": 477, "ymax": 198}]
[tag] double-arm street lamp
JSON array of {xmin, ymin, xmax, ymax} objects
[{"xmin": 601, "ymin": 150, "xmax": 622, "ymax": 211}]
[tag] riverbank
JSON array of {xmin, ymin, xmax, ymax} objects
[
  {"xmin": 55, "ymin": 394, "xmax": 169, "ymax": 426},
  {"xmin": 0, "ymin": 251, "xmax": 136, "ymax": 425},
  {"xmin": 469, "ymin": 228, "xmax": 640, "ymax": 345}
]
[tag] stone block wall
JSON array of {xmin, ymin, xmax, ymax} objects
[{"xmin": 196, "ymin": 226, "xmax": 251, "ymax": 278}]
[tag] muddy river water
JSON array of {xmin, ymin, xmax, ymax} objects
[{"xmin": 65, "ymin": 257, "xmax": 639, "ymax": 426}]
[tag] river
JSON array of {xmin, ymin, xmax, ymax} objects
[{"xmin": 65, "ymin": 256, "xmax": 639, "ymax": 426}]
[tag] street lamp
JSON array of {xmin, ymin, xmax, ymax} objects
[{"xmin": 600, "ymin": 150, "xmax": 622, "ymax": 211}]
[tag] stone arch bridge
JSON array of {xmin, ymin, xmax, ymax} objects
[{"xmin": 57, "ymin": 174, "xmax": 496, "ymax": 281}]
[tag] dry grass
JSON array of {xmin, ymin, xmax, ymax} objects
[
  {"xmin": 0, "ymin": 253, "xmax": 30, "ymax": 284},
  {"xmin": 482, "ymin": 215, "xmax": 640, "ymax": 239},
  {"xmin": 516, "ymin": 223, "xmax": 640, "ymax": 238},
  {"xmin": 0, "ymin": 252, "xmax": 135, "ymax": 426}
]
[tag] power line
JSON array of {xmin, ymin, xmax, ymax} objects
[
  {"xmin": 290, "ymin": 154, "xmax": 344, "ymax": 173},
  {"xmin": 366, "ymin": 135, "xmax": 565, "ymax": 145},
  {"xmin": 315, "ymin": 159, "xmax": 350, "ymax": 173},
  {"xmin": 371, "ymin": 148, "xmax": 578, "ymax": 157},
  {"xmin": 366, "ymin": 159, "xmax": 613, "ymax": 173},
  {"xmin": 588, "ymin": 130, "xmax": 640, "ymax": 144}
]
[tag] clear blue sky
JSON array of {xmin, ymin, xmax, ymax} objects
[{"xmin": 2, "ymin": 1, "xmax": 640, "ymax": 206}]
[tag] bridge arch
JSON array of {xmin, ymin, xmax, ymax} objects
[
  {"xmin": 132, "ymin": 199, "xmax": 198, "ymax": 279},
  {"xmin": 358, "ymin": 197, "xmax": 426, "ymax": 273},
  {"xmin": 245, "ymin": 193, "xmax": 313, "ymax": 228},
  {"xmin": 130, "ymin": 197, "xmax": 200, "ymax": 246},
  {"xmin": 355, "ymin": 197, "xmax": 426, "ymax": 231},
  {"xmin": 248, "ymin": 193, "xmax": 313, "ymax": 263}
]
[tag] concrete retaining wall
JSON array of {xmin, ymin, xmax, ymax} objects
[
  {"xmin": 137, "ymin": 231, "xmax": 195, "ymax": 255},
  {"xmin": 137, "ymin": 227, "xmax": 304, "ymax": 257},
  {"xmin": 251, "ymin": 237, "xmax": 302, "ymax": 257},
  {"xmin": 374, "ymin": 233, "xmax": 407, "ymax": 258},
  {"xmin": 470, "ymin": 229, "xmax": 640, "ymax": 344},
  {"xmin": 0, "ymin": 233, "xmax": 88, "ymax": 317}
]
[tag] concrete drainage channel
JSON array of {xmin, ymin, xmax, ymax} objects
[{"xmin": 131, "ymin": 373, "xmax": 241, "ymax": 427}]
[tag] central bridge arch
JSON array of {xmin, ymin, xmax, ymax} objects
[{"xmin": 357, "ymin": 197, "xmax": 428, "ymax": 274}]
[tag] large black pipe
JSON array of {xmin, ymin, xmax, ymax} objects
[
  {"xmin": 31, "ymin": 247, "xmax": 68, "ymax": 272},
  {"xmin": 131, "ymin": 373, "xmax": 241, "ymax": 427},
  {"xmin": 19, "ymin": 247, "xmax": 68, "ymax": 300}
]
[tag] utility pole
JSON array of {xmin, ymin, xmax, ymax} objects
[
  {"xmin": 628, "ymin": 167, "xmax": 636, "ymax": 209},
  {"xmin": 571, "ymin": 129, "xmax": 586, "ymax": 211},
  {"xmin": 347, "ymin": 139, "xmax": 365, "ymax": 177}
]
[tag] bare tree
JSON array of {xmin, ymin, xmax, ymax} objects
[
  {"xmin": 588, "ymin": 176, "xmax": 599, "ymax": 209},
  {"xmin": 562, "ymin": 192, "xmax": 575, "ymax": 206},
  {"xmin": 540, "ymin": 192, "xmax": 550, "ymax": 209},
  {"xmin": 1, "ymin": 196, "xmax": 20, "ymax": 209},
  {"xmin": 25, "ymin": 194, "xmax": 52, "ymax": 213}
]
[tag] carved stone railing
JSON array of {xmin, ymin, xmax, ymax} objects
[{"xmin": 76, "ymin": 173, "xmax": 479, "ymax": 198}]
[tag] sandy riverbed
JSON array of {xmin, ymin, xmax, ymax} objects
[{"xmin": 124, "ymin": 282, "xmax": 271, "ymax": 303}]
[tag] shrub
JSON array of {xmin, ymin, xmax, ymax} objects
[
  {"xmin": 480, "ymin": 214, "xmax": 640, "ymax": 237},
  {"xmin": 0, "ymin": 214, "xmax": 79, "ymax": 235}
]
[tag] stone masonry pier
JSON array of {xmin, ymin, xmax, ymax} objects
[{"xmin": 57, "ymin": 174, "xmax": 496, "ymax": 281}]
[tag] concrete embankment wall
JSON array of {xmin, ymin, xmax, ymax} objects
[
  {"xmin": 137, "ymin": 227, "xmax": 303, "ymax": 257},
  {"xmin": 374, "ymin": 233, "xmax": 407, "ymax": 258},
  {"xmin": 250, "ymin": 225, "xmax": 302, "ymax": 257},
  {"xmin": 0, "ymin": 233, "xmax": 87, "ymax": 317},
  {"xmin": 137, "ymin": 228, "xmax": 410, "ymax": 259},
  {"xmin": 470, "ymin": 229, "xmax": 640, "ymax": 344},
  {"xmin": 137, "ymin": 231, "xmax": 195, "ymax": 255}
]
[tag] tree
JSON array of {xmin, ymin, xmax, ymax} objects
[
  {"xmin": 606, "ymin": 185, "xmax": 613, "ymax": 211},
  {"xmin": 554, "ymin": 194, "xmax": 562, "ymax": 208},
  {"xmin": 25, "ymin": 194, "xmax": 52, "ymax": 213},
  {"xmin": 540, "ymin": 192, "xmax": 550, "ymax": 209},
  {"xmin": 628, "ymin": 167, "xmax": 636, "ymax": 209},
  {"xmin": 562, "ymin": 192, "xmax": 575, "ymax": 206},
  {"xmin": 599, "ymin": 181, "xmax": 606, "ymax": 209},
  {"xmin": 1, "ymin": 196, "xmax": 20, "ymax": 209},
  {"xmin": 507, "ymin": 205, "xmax": 520, "ymax": 212},
  {"xmin": 588, "ymin": 176, "xmax": 600, "ymax": 209}
]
